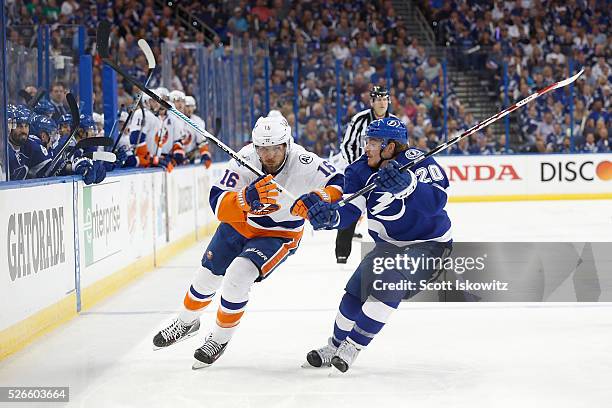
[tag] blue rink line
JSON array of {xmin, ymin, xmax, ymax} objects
[{"xmin": 80, "ymin": 302, "xmax": 612, "ymax": 316}]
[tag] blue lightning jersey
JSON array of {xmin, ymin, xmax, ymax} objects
[
  {"xmin": 337, "ymin": 148, "xmax": 452, "ymax": 244},
  {"xmin": 7, "ymin": 136, "xmax": 53, "ymax": 180}
]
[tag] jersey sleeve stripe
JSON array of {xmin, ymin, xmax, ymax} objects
[
  {"xmin": 261, "ymin": 237, "xmax": 300, "ymax": 276},
  {"xmin": 342, "ymin": 194, "xmax": 366, "ymax": 213}
]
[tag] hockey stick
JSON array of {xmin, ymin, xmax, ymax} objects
[
  {"xmin": 75, "ymin": 136, "xmax": 114, "ymax": 150},
  {"xmin": 96, "ymin": 22, "xmax": 298, "ymax": 200},
  {"xmin": 88, "ymin": 151, "xmax": 117, "ymax": 162},
  {"xmin": 107, "ymin": 39, "xmax": 157, "ymax": 152},
  {"xmin": 337, "ymin": 69, "xmax": 585, "ymax": 207},
  {"xmin": 44, "ymin": 93, "xmax": 80, "ymax": 177},
  {"xmin": 106, "ymin": 104, "xmax": 124, "ymax": 146},
  {"xmin": 47, "ymin": 135, "xmax": 115, "ymax": 176}
]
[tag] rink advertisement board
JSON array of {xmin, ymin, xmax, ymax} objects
[
  {"xmin": 436, "ymin": 154, "xmax": 612, "ymax": 199},
  {"xmin": 0, "ymin": 182, "xmax": 76, "ymax": 330},
  {"xmin": 78, "ymin": 172, "xmax": 156, "ymax": 288},
  {"xmin": 210, "ymin": 154, "xmax": 611, "ymax": 201},
  {"xmin": 166, "ymin": 166, "xmax": 197, "ymax": 242},
  {"xmin": 152, "ymin": 171, "xmax": 168, "ymax": 247},
  {"xmin": 123, "ymin": 172, "xmax": 155, "ymax": 260},
  {"xmin": 195, "ymin": 165, "xmax": 212, "ymax": 237}
]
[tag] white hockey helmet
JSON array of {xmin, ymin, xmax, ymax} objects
[
  {"xmin": 141, "ymin": 92, "xmax": 151, "ymax": 105},
  {"xmin": 92, "ymin": 112, "xmax": 104, "ymax": 127},
  {"xmin": 169, "ymin": 90, "xmax": 186, "ymax": 102},
  {"xmin": 251, "ymin": 115, "xmax": 292, "ymax": 150},
  {"xmin": 267, "ymin": 109, "xmax": 283, "ymax": 118},
  {"xmin": 185, "ymin": 95, "xmax": 196, "ymax": 107},
  {"xmin": 155, "ymin": 87, "xmax": 170, "ymax": 100}
]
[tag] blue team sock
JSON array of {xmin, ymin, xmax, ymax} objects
[
  {"xmin": 347, "ymin": 298, "xmax": 400, "ymax": 348},
  {"xmin": 332, "ymin": 292, "xmax": 363, "ymax": 347}
]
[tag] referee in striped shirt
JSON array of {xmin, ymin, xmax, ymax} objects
[{"xmin": 336, "ymin": 85, "xmax": 399, "ymax": 264}]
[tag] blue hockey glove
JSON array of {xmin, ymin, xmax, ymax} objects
[
  {"xmin": 290, "ymin": 192, "xmax": 323, "ymax": 219},
  {"xmin": 375, "ymin": 160, "xmax": 417, "ymax": 199},
  {"xmin": 307, "ymin": 201, "xmax": 339, "ymax": 230},
  {"xmin": 104, "ymin": 145, "xmax": 130, "ymax": 171},
  {"xmin": 116, "ymin": 145, "xmax": 128, "ymax": 165},
  {"xmin": 73, "ymin": 157, "xmax": 95, "ymax": 185},
  {"xmin": 93, "ymin": 161, "xmax": 107, "ymax": 184}
]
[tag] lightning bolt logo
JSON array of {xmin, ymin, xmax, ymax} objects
[
  {"xmin": 370, "ymin": 192, "xmax": 405, "ymax": 221},
  {"xmin": 371, "ymin": 192, "xmax": 395, "ymax": 215}
]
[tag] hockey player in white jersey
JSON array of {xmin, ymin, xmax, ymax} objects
[
  {"xmin": 152, "ymin": 112, "xmax": 344, "ymax": 368},
  {"xmin": 121, "ymin": 92, "xmax": 162, "ymax": 168},
  {"xmin": 181, "ymin": 95, "xmax": 212, "ymax": 168}
]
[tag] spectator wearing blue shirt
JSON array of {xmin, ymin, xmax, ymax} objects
[
  {"xmin": 581, "ymin": 132, "xmax": 598, "ymax": 153},
  {"xmin": 597, "ymin": 128, "xmax": 610, "ymax": 152}
]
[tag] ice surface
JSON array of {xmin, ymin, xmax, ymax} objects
[{"xmin": 1, "ymin": 200, "xmax": 611, "ymax": 407}]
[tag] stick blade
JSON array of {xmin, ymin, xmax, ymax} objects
[
  {"xmin": 137, "ymin": 39, "xmax": 156, "ymax": 69},
  {"xmin": 554, "ymin": 68, "xmax": 584, "ymax": 89},
  {"xmin": 75, "ymin": 137, "xmax": 114, "ymax": 150},
  {"xmin": 96, "ymin": 21, "xmax": 112, "ymax": 58},
  {"xmin": 89, "ymin": 151, "xmax": 117, "ymax": 162}
]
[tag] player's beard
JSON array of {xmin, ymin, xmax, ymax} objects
[
  {"xmin": 261, "ymin": 152, "xmax": 288, "ymax": 174},
  {"xmin": 9, "ymin": 128, "xmax": 28, "ymax": 147},
  {"xmin": 262, "ymin": 159, "xmax": 284, "ymax": 174}
]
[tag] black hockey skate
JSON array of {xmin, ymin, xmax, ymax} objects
[
  {"xmin": 336, "ymin": 256, "xmax": 348, "ymax": 264},
  {"xmin": 331, "ymin": 339, "xmax": 361, "ymax": 373},
  {"xmin": 192, "ymin": 333, "xmax": 228, "ymax": 369},
  {"xmin": 153, "ymin": 318, "xmax": 200, "ymax": 349},
  {"xmin": 304, "ymin": 337, "xmax": 337, "ymax": 368}
]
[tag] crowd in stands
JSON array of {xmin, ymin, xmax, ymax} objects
[
  {"xmin": 425, "ymin": 0, "xmax": 610, "ymax": 153},
  {"xmin": 4, "ymin": 0, "xmax": 610, "ymax": 169}
]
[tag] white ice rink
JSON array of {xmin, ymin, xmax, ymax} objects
[{"xmin": 1, "ymin": 200, "xmax": 612, "ymax": 408}]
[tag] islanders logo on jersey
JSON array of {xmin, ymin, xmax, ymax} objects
[
  {"xmin": 182, "ymin": 133, "xmax": 193, "ymax": 147},
  {"xmin": 249, "ymin": 203, "xmax": 281, "ymax": 216},
  {"xmin": 155, "ymin": 130, "xmax": 169, "ymax": 147}
]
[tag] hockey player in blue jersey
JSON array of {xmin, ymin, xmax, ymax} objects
[
  {"xmin": 34, "ymin": 99, "xmax": 56, "ymax": 118},
  {"xmin": 6, "ymin": 106, "xmax": 56, "ymax": 179},
  {"xmin": 7, "ymin": 106, "xmax": 32, "ymax": 180},
  {"xmin": 7, "ymin": 107, "xmax": 105, "ymax": 184},
  {"xmin": 30, "ymin": 114, "xmax": 59, "ymax": 148},
  {"xmin": 57, "ymin": 113, "xmax": 72, "ymax": 138},
  {"xmin": 296, "ymin": 118, "xmax": 452, "ymax": 372}
]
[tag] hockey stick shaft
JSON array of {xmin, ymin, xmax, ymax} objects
[
  {"xmin": 337, "ymin": 69, "xmax": 585, "ymax": 207},
  {"xmin": 111, "ymin": 70, "xmax": 155, "ymax": 152},
  {"xmin": 44, "ymin": 93, "xmax": 80, "ymax": 177},
  {"xmin": 96, "ymin": 31, "xmax": 297, "ymax": 200},
  {"xmin": 111, "ymin": 39, "xmax": 157, "ymax": 152}
]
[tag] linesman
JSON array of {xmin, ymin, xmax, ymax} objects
[{"xmin": 336, "ymin": 86, "xmax": 398, "ymax": 264}]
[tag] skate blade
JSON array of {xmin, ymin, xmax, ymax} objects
[
  {"xmin": 328, "ymin": 370, "xmax": 348, "ymax": 377},
  {"xmin": 192, "ymin": 360, "xmax": 213, "ymax": 370},
  {"xmin": 152, "ymin": 331, "xmax": 199, "ymax": 351},
  {"xmin": 301, "ymin": 361, "xmax": 332, "ymax": 369}
]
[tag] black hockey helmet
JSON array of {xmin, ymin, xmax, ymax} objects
[{"xmin": 370, "ymin": 85, "xmax": 389, "ymax": 98}]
